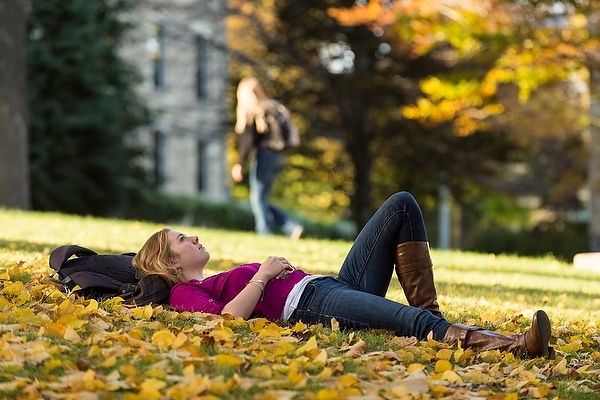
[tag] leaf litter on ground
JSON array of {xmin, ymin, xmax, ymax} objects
[{"xmin": 0, "ymin": 260, "xmax": 599, "ymax": 399}]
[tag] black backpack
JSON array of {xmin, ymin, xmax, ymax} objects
[
  {"xmin": 264, "ymin": 104, "xmax": 299, "ymax": 151},
  {"xmin": 47, "ymin": 244, "xmax": 170, "ymax": 305}
]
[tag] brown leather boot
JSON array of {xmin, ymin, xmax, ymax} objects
[
  {"xmin": 443, "ymin": 310, "xmax": 554, "ymax": 358},
  {"xmin": 395, "ymin": 242, "xmax": 443, "ymax": 318}
]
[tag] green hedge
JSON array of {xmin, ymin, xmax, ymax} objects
[{"xmin": 468, "ymin": 221, "xmax": 588, "ymax": 262}]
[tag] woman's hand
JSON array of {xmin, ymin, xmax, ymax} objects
[
  {"xmin": 220, "ymin": 256, "xmax": 295, "ymax": 319},
  {"xmin": 255, "ymin": 256, "xmax": 295, "ymax": 282}
]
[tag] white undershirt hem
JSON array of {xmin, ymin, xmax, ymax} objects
[{"xmin": 281, "ymin": 274, "xmax": 325, "ymax": 321}]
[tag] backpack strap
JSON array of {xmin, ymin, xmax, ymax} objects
[{"xmin": 49, "ymin": 245, "xmax": 98, "ymax": 272}]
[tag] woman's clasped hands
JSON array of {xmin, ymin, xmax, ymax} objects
[{"xmin": 258, "ymin": 256, "xmax": 296, "ymax": 281}]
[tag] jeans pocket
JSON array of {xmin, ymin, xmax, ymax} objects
[{"xmin": 297, "ymin": 281, "xmax": 319, "ymax": 311}]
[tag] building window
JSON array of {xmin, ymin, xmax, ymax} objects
[
  {"xmin": 195, "ymin": 35, "xmax": 208, "ymax": 99},
  {"xmin": 147, "ymin": 23, "xmax": 165, "ymax": 89},
  {"xmin": 153, "ymin": 129, "xmax": 166, "ymax": 187}
]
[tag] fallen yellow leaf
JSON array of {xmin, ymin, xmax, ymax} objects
[
  {"xmin": 295, "ymin": 336, "xmax": 318, "ymax": 355},
  {"xmin": 344, "ymin": 339, "xmax": 366, "ymax": 358},
  {"xmin": 249, "ymin": 365, "xmax": 273, "ymax": 379},
  {"xmin": 132, "ymin": 304, "xmax": 153, "ymax": 320},
  {"xmin": 101, "ymin": 355, "xmax": 117, "ymax": 368},
  {"xmin": 152, "ymin": 330, "xmax": 176, "ymax": 350},
  {"xmin": 209, "ymin": 327, "xmax": 233, "ymax": 343},
  {"xmin": 172, "ymin": 331, "xmax": 188, "ymax": 349},
  {"xmin": 441, "ymin": 369, "xmax": 462, "ymax": 384},
  {"xmin": 85, "ymin": 299, "xmax": 99, "ymax": 312},
  {"xmin": 407, "ymin": 363, "xmax": 425, "ymax": 373},
  {"xmin": 316, "ymin": 367, "xmax": 333, "ymax": 380},
  {"xmin": 330, "ymin": 317, "xmax": 340, "ymax": 331},
  {"xmin": 316, "ymin": 389, "xmax": 339, "ymax": 400},
  {"xmin": 436, "ymin": 348, "xmax": 454, "ymax": 361},
  {"xmin": 553, "ymin": 357, "xmax": 569, "ymax": 375},
  {"xmin": 434, "ymin": 359, "xmax": 452, "ymax": 373},
  {"xmin": 63, "ymin": 325, "xmax": 81, "ymax": 343},
  {"xmin": 139, "ymin": 377, "xmax": 167, "ymax": 400},
  {"xmin": 313, "ymin": 349, "xmax": 328, "ymax": 364},
  {"xmin": 555, "ymin": 341, "xmax": 582, "ymax": 353},
  {"xmin": 215, "ymin": 353, "xmax": 244, "ymax": 368},
  {"xmin": 248, "ymin": 318, "xmax": 269, "ymax": 332}
]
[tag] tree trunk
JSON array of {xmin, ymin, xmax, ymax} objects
[
  {"xmin": 588, "ymin": 14, "xmax": 600, "ymax": 252},
  {"xmin": 348, "ymin": 126, "xmax": 373, "ymax": 231},
  {"xmin": 588, "ymin": 74, "xmax": 600, "ymax": 251},
  {"xmin": 0, "ymin": 0, "xmax": 30, "ymax": 209}
]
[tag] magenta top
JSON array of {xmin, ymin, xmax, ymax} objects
[{"xmin": 169, "ymin": 263, "xmax": 310, "ymax": 321}]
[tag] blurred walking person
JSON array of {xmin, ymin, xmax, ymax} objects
[{"xmin": 231, "ymin": 77, "xmax": 303, "ymax": 240}]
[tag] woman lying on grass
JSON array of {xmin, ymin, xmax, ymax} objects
[{"xmin": 133, "ymin": 191, "xmax": 554, "ymax": 359}]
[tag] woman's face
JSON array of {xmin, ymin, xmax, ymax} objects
[{"xmin": 167, "ymin": 230, "xmax": 210, "ymax": 271}]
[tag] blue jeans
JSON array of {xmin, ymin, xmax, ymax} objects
[
  {"xmin": 289, "ymin": 192, "xmax": 451, "ymax": 340},
  {"xmin": 249, "ymin": 147, "xmax": 301, "ymax": 236}
]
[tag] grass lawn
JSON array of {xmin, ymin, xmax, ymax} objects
[{"xmin": 1, "ymin": 208, "xmax": 599, "ymax": 399}]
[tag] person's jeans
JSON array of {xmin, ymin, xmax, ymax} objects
[
  {"xmin": 249, "ymin": 147, "xmax": 300, "ymax": 236},
  {"xmin": 289, "ymin": 192, "xmax": 451, "ymax": 340}
]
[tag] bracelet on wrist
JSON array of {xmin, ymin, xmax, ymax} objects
[{"xmin": 247, "ymin": 279, "xmax": 265, "ymax": 300}]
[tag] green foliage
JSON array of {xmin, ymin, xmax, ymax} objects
[
  {"xmin": 120, "ymin": 189, "xmax": 355, "ymax": 240},
  {"xmin": 270, "ymin": 143, "xmax": 355, "ymax": 223},
  {"xmin": 468, "ymin": 221, "xmax": 588, "ymax": 262},
  {"xmin": 493, "ymin": 83, "xmax": 588, "ymax": 213},
  {"xmin": 27, "ymin": 0, "xmax": 151, "ymax": 217}
]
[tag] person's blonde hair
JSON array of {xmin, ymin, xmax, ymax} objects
[
  {"xmin": 133, "ymin": 228, "xmax": 185, "ymax": 286},
  {"xmin": 234, "ymin": 77, "xmax": 277, "ymax": 134}
]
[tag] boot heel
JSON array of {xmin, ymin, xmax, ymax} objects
[{"xmin": 525, "ymin": 310, "xmax": 551, "ymax": 358}]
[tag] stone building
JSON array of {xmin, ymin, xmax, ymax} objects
[{"xmin": 119, "ymin": 0, "xmax": 229, "ymax": 200}]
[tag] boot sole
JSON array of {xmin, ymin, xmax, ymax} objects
[{"xmin": 533, "ymin": 310, "xmax": 551, "ymax": 357}]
